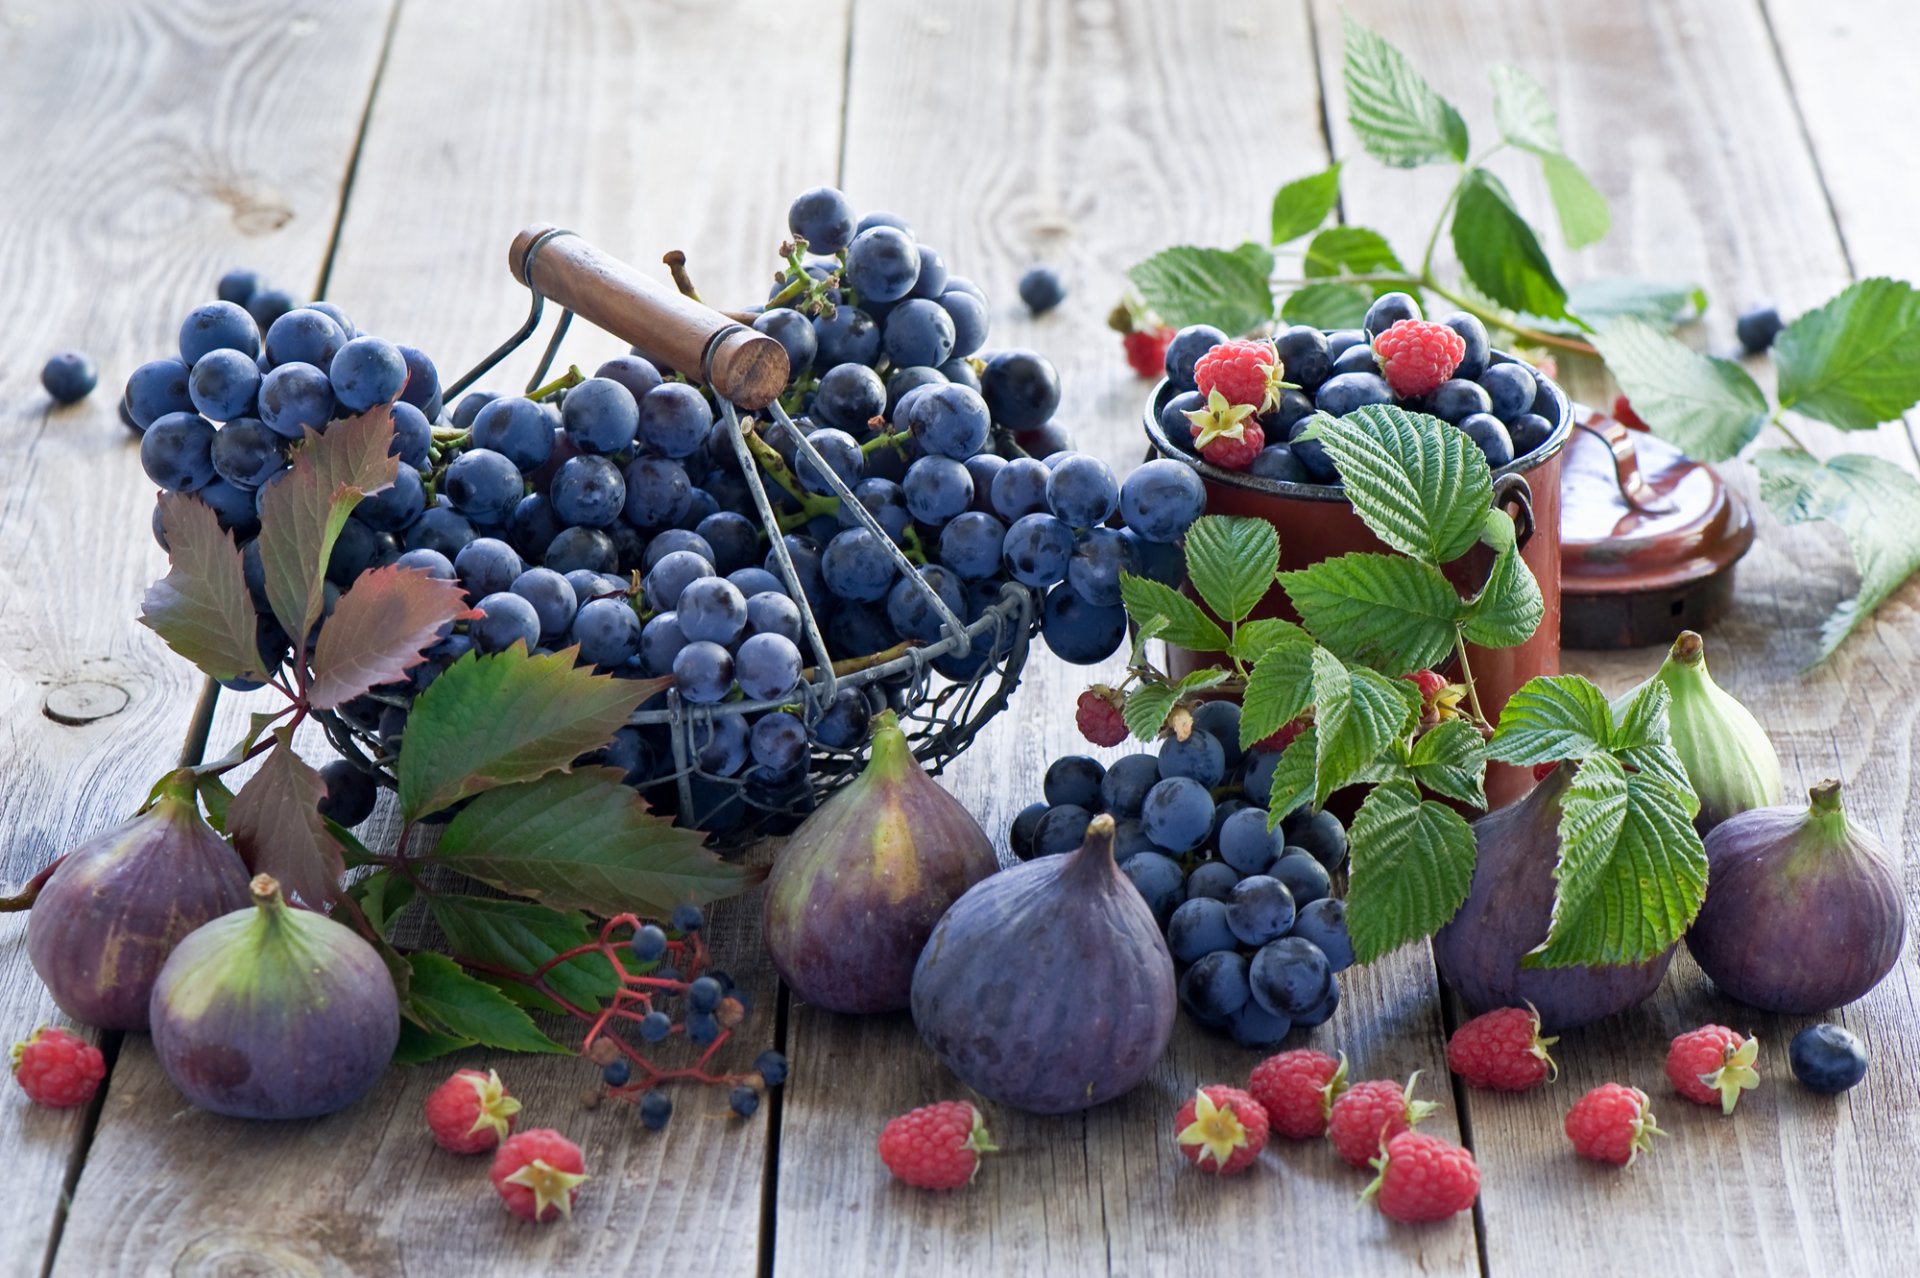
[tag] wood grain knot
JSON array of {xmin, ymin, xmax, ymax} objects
[{"xmin": 42, "ymin": 680, "xmax": 131, "ymax": 726}]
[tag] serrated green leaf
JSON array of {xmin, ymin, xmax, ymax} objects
[
  {"xmin": 1127, "ymin": 246, "xmax": 1274, "ymax": 335},
  {"xmin": 1259, "ymin": 726, "xmax": 1320, "ymax": 830},
  {"xmin": 1561, "ymin": 278, "xmax": 1705, "ymax": 332},
  {"xmin": 1303, "ymin": 226, "xmax": 1406, "ymax": 279},
  {"xmin": 349, "ymin": 869, "xmax": 416, "ymax": 936},
  {"xmin": 1185, "ymin": 515, "xmax": 1278, "ymax": 625},
  {"xmin": 404, "ymin": 952, "xmax": 568, "ymax": 1054},
  {"xmin": 1406, "ymin": 718, "xmax": 1489, "ymax": 808},
  {"xmin": 1607, "ymin": 681, "xmax": 1696, "ymax": 808},
  {"xmin": 1232, "ymin": 616, "xmax": 1312, "ymax": 664},
  {"xmin": 1280, "ymin": 282, "xmax": 1373, "ymax": 330},
  {"xmin": 1452, "ymin": 168, "xmax": 1568, "ymax": 320},
  {"xmin": 198, "ymin": 773, "xmax": 234, "ymax": 834},
  {"xmin": 1129, "ymin": 613, "xmax": 1168, "ymax": 667},
  {"xmin": 1344, "ymin": 779, "xmax": 1479, "ymax": 962},
  {"xmin": 1271, "ymin": 164, "xmax": 1344, "ymax": 243},
  {"xmin": 1299, "ymin": 407, "xmax": 1494, "ymax": 564},
  {"xmin": 393, "ymin": 1021, "xmax": 475, "ymax": 1066},
  {"xmin": 429, "ymin": 895, "xmax": 619, "ymax": 1016},
  {"xmin": 1524, "ymin": 754, "xmax": 1707, "ymax": 967},
  {"xmin": 1491, "ymin": 64, "xmax": 1560, "ymax": 153},
  {"xmin": 1754, "ymin": 448, "xmax": 1920, "ymax": 661},
  {"xmin": 1176, "ymin": 669, "xmax": 1232, "ymax": 694},
  {"xmin": 1124, "ymin": 682, "xmax": 1180, "ymax": 741},
  {"xmin": 1239, "ymin": 639, "xmax": 1316, "ymax": 748},
  {"xmin": 397, "ymin": 646, "xmax": 660, "ymax": 820},
  {"xmin": 1343, "ymin": 13, "xmax": 1469, "ymax": 167},
  {"xmin": 1311, "ymin": 646, "xmax": 1421, "ymax": 804},
  {"xmin": 1230, "ymin": 240, "xmax": 1276, "ymax": 280},
  {"xmin": 1461, "ymin": 540, "xmax": 1544, "ymax": 649},
  {"xmin": 140, "ymin": 492, "xmax": 269, "ymax": 684},
  {"xmin": 1279, "ymin": 553, "xmax": 1461, "ymax": 674},
  {"xmin": 434, "ymin": 766, "xmax": 754, "ymax": 915},
  {"xmin": 1539, "ymin": 153, "xmax": 1610, "ymax": 250},
  {"xmin": 1775, "ymin": 278, "xmax": 1920, "ymax": 431},
  {"xmin": 1117, "ymin": 574, "xmax": 1229, "ymax": 651},
  {"xmin": 1486, "ymin": 675, "xmax": 1615, "ymax": 766},
  {"xmin": 1591, "ymin": 317, "xmax": 1769, "ymax": 462}
]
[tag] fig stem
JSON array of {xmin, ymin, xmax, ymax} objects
[
  {"xmin": 1670, "ymin": 630, "xmax": 1705, "ymax": 666},
  {"xmin": 0, "ymin": 854, "xmax": 64, "ymax": 912}
]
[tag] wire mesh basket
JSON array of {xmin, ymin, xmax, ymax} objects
[{"xmin": 315, "ymin": 225, "xmax": 1041, "ymax": 842}]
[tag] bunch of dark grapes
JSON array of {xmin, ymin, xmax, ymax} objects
[
  {"xmin": 1010, "ymin": 704, "xmax": 1354, "ymax": 1048},
  {"xmin": 125, "ymin": 188, "xmax": 1208, "ymax": 836}
]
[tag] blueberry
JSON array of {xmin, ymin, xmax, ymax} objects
[
  {"xmin": 1164, "ymin": 325, "xmax": 1228, "ymax": 391},
  {"xmin": 1158, "ymin": 389, "xmax": 1205, "ymax": 451},
  {"xmin": 631, "ymin": 924, "xmax": 668, "ymax": 961},
  {"xmin": 640, "ymin": 1090, "xmax": 674, "ymax": 1130},
  {"xmin": 1285, "ymin": 418, "xmax": 1342, "ymax": 484},
  {"xmin": 1440, "ymin": 312, "xmax": 1490, "ymax": 380},
  {"xmin": 41, "ymin": 351, "xmax": 98, "ymax": 404},
  {"xmin": 1459, "ymin": 412, "xmax": 1515, "ymax": 468},
  {"xmin": 1044, "ymin": 755, "xmax": 1106, "ymax": 809},
  {"xmin": 1141, "ymin": 776, "xmax": 1215, "ymax": 853},
  {"xmin": 1250, "ymin": 935, "xmax": 1332, "ymax": 1016},
  {"xmin": 1290, "ymin": 898, "xmax": 1353, "ymax": 972},
  {"xmin": 1331, "ymin": 343, "xmax": 1382, "ymax": 377},
  {"xmin": 1018, "ymin": 266, "xmax": 1067, "ymax": 315},
  {"xmin": 1272, "ymin": 324, "xmax": 1332, "ymax": 392},
  {"xmin": 1266, "ymin": 387, "xmax": 1317, "ymax": 434},
  {"xmin": 1034, "ymin": 803, "xmax": 1093, "ymax": 856},
  {"xmin": 1217, "ymin": 807, "xmax": 1283, "ymax": 875},
  {"xmin": 1508, "ymin": 412, "xmax": 1554, "ymax": 458},
  {"xmin": 1736, "ymin": 303, "xmax": 1784, "ymax": 355},
  {"xmin": 1250, "ymin": 444, "xmax": 1309, "ymax": 484},
  {"xmin": 1186, "ymin": 860, "xmax": 1240, "ymax": 902},
  {"xmin": 1789, "ymin": 1024, "xmax": 1868, "ymax": 1094},
  {"xmin": 1324, "ymin": 328, "xmax": 1368, "ymax": 359},
  {"xmin": 1271, "ymin": 851, "xmax": 1332, "ymax": 906},
  {"xmin": 1285, "ymin": 808, "xmax": 1349, "ymax": 871},
  {"xmin": 1315, "ymin": 371, "xmax": 1393, "ymax": 418},
  {"xmin": 756, "ymin": 1050, "xmax": 790, "ymax": 1088},
  {"xmin": 1478, "ymin": 363, "xmax": 1536, "ymax": 420},
  {"xmin": 1177, "ymin": 950, "xmax": 1251, "ymax": 1026},
  {"xmin": 1120, "ymin": 851, "xmax": 1186, "ymax": 928},
  {"xmin": 1225, "ymin": 874, "xmax": 1296, "ymax": 946},
  {"xmin": 1426, "ymin": 377, "xmax": 1492, "ymax": 424},
  {"xmin": 1364, "ymin": 291, "xmax": 1422, "ymax": 337}
]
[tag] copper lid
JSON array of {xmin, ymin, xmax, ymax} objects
[{"xmin": 1560, "ymin": 405, "xmax": 1754, "ymax": 649}]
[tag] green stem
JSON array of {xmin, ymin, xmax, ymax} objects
[
  {"xmin": 1769, "ymin": 408, "xmax": 1812, "ymax": 454},
  {"xmin": 529, "ymin": 366, "xmax": 584, "ymax": 402},
  {"xmin": 1421, "ymin": 280, "xmax": 1597, "ymax": 357},
  {"xmin": 743, "ymin": 428, "xmax": 812, "ymax": 505},
  {"xmin": 1452, "ymin": 627, "xmax": 1490, "ymax": 733}
]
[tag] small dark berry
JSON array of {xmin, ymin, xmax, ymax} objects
[
  {"xmin": 1789, "ymin": 1024, "xmax": 1868, "ymax": 1095},
  {"xmin": 640, "ymin": 1091, "xmax": 673, "ymax": 1130},
  {"xmin": 640, "ymin": 1011, "xmax": 672, "ymax": 1042},
  {"xmin": 730, "ymin": 1085, "xmax": 761, "ymax": 1118},
  {"xmin": 1735, "ymin": 303, "xmax": 1784, "ymax": 355},
  {"xmin": 755, "ymin": 1050, "xmax": 790, "ymax": 1088},
  {"xmin": 603, "ymin": 1058, "xmax": 632, "ymax": 1087},
  {"xmin": 671, "ymin": 902, "xmax": 705, "ymax": 933},
  {"xmin": 1018, "ymin": 266, "xmax": 1067, "ymax": 315},
  {"xmin": 631, "ymin": 923, "xmax": 668, "ymax": 962},
  {"xmin": 688, "ymin": 976, "xmax": 723, "ymax": 1013}
]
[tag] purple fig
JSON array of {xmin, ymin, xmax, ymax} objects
[
  {"xmin": 1687, "ymin": 779, "xmax": 1905, "ymax": 1013},
  {"xmin": 26, "ymin": 770, "xmax": 252, "ymax": 1031},
  {"xmin": 1615, "ymin": 631, "xmax": 1780, "ymax": 833},
  {"xmin": 1432, "ymin": 766, "xmax": 1674, "ymax": 1032},
  {"xmin": 763, "ymin": 710, "xmax": 998, "ymax": 1013},
  {"xmin": 911, "ymin": 814, "xmax": 1177, "ymax": 1114},
  {"xmin": 150, "ymin": 874, "xmax": 399, "ymax": 1120}
]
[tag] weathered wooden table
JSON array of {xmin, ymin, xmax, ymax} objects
[{"xmin": 5, "ymin": 1, "xmax": 1919, "ymax": 1273}]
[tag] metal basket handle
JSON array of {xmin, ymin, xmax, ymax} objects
[{"xmin": 506, "ymin": 223, "xmax": 790, "ymax": 409}]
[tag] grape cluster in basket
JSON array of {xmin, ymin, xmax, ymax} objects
[
  {"xmin": 1011, "ymin": 700, "xmax": 1354, "ymax": 1049},
  {"xmin": 118, "ymin": 186, "xmax": 1207, "ymax": 830},
  {"xmin": 1157, "ymin": 291, "xmax": 1563, "ymax": 480}
]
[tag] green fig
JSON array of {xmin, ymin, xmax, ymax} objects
[{"xmin": 1618, "ymin": 630, "xmax": 1780, "ymax": 833}]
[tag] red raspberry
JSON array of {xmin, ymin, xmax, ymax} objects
[
  {"xmin": 1326, "ymin": 1074, "xmax": 1437, "ymax": 1168},
  {"xmin": 1194, "ymin": 339, "xmax": 1286, "ymax": 411},
  {"xmin": 1361, "ymin": 1130, "xmax": 1480, "ymax": 1222},
  {"xmin": 1254, "ymin": 714, "xmax": 1310, "ymax": 754},
  {"xmin": 1613, "ymin": 393, "xmax": 1650, "ymax": 431},
  {"xmin": 1666, "ymin": 1025, "xmax": 1760, "ymax": 1114},
  {"xmin": 425, "ymin": 1067, "xmax": 522, "ymax": 1154},
  {"xmin": 1372, "ymin": 319, "xmax": 1467, "ymax": 399},
  {"xmin": 490, "ymin": 1128, "xmax": 588, "ymax": 1223},
  {"xmin": 1075, "ymin": 685, "xmax": 1128, "ymax": 747},
  {"xmin": 1199, "ymin": 421, "xmax": 1265, "ymax": 470},
  {"xmin": 1124, "ymin": 327, "xmax": 1176, "ymax": 380},
  {"xmin": 1402, "ymin": 669, "xmax": 1448, "ymax": 703},
  {"xmin": 1175, "ymin": 1085, "xmax": 1269, "ymax": 1175},
  {"xmin": 1446, "ymin": 1006, "xmax": 1558, "ymax": 1092},
  {"xmin": 878, "ymin": 1101, "xmax": 997, "ymax": 1190},
  {"xmin": 1183, "ymin": 388, "xmax": 1265, "ymax": 471},
  {"xmin": 10, "ymin": 1026, "xmax": 105, "ymax": 1109},
  {"xmin": 1564, "ymin": 1083, "xmax": 1663, "ymax": 1166},
  {"xmin": 1248, "ymin": 1049, "xmax": 1347, "ymax": 1139}
]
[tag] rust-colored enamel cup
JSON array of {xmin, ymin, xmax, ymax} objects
[{"xmin": 1142, "ymin": 356, "xmax": 1573, "ymax": 809}]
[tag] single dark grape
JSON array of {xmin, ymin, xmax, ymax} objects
[
  {"xmin": 141, "ymin": 412, "xmax": 217, "ymax": 491},
  {"xmin": 1121, "ymin": 851, "xmax": 1185, "ymax": 928},
  {"xmin": 990, "ymin": 456, "xmax": 1051, "ymax": 520},
  {"xmin": 1291, "ymin": 897, "xmax": 1353, "ymax": 973},
  {"xmin": 330, "ymin": 335, "xmax": 407, "ymax": 413},
  {"xmin": 788, "ymin": 185, "xmax": 856, "ymax": 254},
  {"xmin": 454, "ymin": 537, "xmax": 524, "ymax": 603},
  {"xmin": 845, "ymin": 226, "xmax": 920, "ymax": 303},
  {"xmin": 673, "ymin": 639, "xmax": 735, "ymax": 703},
  {"xmin": 1040, "ymin": 583, "xmax": 1125, "ymax": 664},
  {"xmin": 1225, "ymin": 875, "xmax": 1296, "ymax": 947},
  {"xmin": 549, "ymin": 454, "xmax": 626, "ymax": 528},
  {"xmin": 473, "ymin": 396, "xmax": 555, "ymax": 471},
  {"xmin": 1178, "ymin": 950, "xmax": 1251, "ymax": 1026},
  {"xmin": 472, "ymin": 590, "xmax": 541, "ymax": 653},
  {"xmin": 258, "ymin": 362, "xmax": 335, "ymax": 439},
  {"xmin": 1033, "ymin": 803, "xmax": 1092, "ymax": 856},
  {"xmin": 980, "ymin": 349, "xmax": 1061, "ymax": 431}
]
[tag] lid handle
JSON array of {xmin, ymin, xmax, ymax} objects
[{"xmin": 1575, "ymin": 414, "xmax": 1677, "ymax": 515}]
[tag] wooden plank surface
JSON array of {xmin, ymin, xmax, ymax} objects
[
  {"xmin": 49, "ymin": 1, "xmax": 852, "ymax": 1274},
  {"xmin": 770, "ymin": 3, "xmax": 1475, "ymax": 1274},
  {"xmin": 0, "ymin": 2, "xmax": 397, "ymax": 1273},
  {"xmin": 1320, "ymin": 2, "xmax": 1920, "ymax": 1273}
]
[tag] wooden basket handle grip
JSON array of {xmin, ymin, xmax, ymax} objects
[{"xmin": 508, "ymin": 224, "xmax": 789, "ymax": 409}]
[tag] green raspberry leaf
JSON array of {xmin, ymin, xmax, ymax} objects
[
  {"xmin": 1452, "ymin": 168, "xmax": 1568, "ymax": 320},
  {"xmin": 1298, "ymin": 406, "xmax": 1494, "ymax": 564},
  {"xmin": 1184, "ymin": 515, "xmax": 1278, "ymax": 625},
  {"xmin": 1238, "ymin": 639, "xmax": 1316, "ymax": 750},
  {"xmin": 1118, "ymin": 573, "xmax": 1230, "ymax": 652},
  {"xmin": 1538, "ymin": 154, "xmax": 1610, "ymax": 251},
  {"xmin": 1231, "ymin": 616, "xmax": 1313, "ymax": 664},
  {"xmin": 1405, "ymin": 718, "xmax": 1489, "ymax": 809},
  {"xmin": 1461, "ymin": 535, "xmax": 1545, "ymax": 650},
  {"xmin": 1303, "ymin": 226, "xmax": 1405, "ymax": 279},
  {"xmin": 1755, "ymin": 448, "xmax": 1920, "ymax": 662},
  {"xmin": 1344, "ymin": 779, "xmax": 1479, "ymax": 963},
  {"xmin": 1490, "ymin": 64, "xmax": 1561, "ymax": 153},
  {"xmin": 1486, "ymin": 675, "xmax": 1616, "ymax": 766},
  {"xmin": 1280, "ymin": 282, "xmax": 1372, "ymax": 330},
  {"xmin": 1524, "ymin": 753, "xmax": 1708, "ymax": 968},
  {"xmin": 1774, "ymin": 278, "xmax": 1920, "ymax": 431},
  {"xmin": 1270, "ymin": 164, "xmax": 1344, "ymax": 244},
  {"xmin": 1343, "ymin": 13, "xmax": 1469, "ymax": 167},
  {"xmin": 1127, "ymin": 246, "xmax": 1274, "ymax": 336},
  {"xmin": 1590, "ymin": 317, "xmax": 1769, "ymax": 462},
  {"xmin": 1123, "ymin": 681, "xmax": 1179, "ymax": 743},
  {"xmin": 1607, "ymin": 680, "xmax": 1695, "ymax": 809},
  {"xmin": 1278, "ymin": 553, "xmax": 1461, "ymax": 674},
  {"xmin": 1311, "ymin": 646, "xmax": 1422, "ymax": 804},
  {"xmin": 1259, "ymin": 726, "xmax": 1320, "ymax": 831}
]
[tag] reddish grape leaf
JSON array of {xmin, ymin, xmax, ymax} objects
[
  {"xmin": 140, "ymin": 492, "xmax": 268, "ymax": 684},
  {"xmin": 257, "ymin": 409, "xmax": 399, "ymax": 653},
  {"xmin": 434, "ymin": 767, "xmax": 757, "ymax": 915},
  {"xmin": 397, "ymin": 646, "xmax": 666, "ymax": 821},
  {"xmin": 307, "ymin": 566, "xmax": 473, "ymax": 709},
  {"xmin": 226, "ymin": 730, "xmax": 347, "ymax": 909}
]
